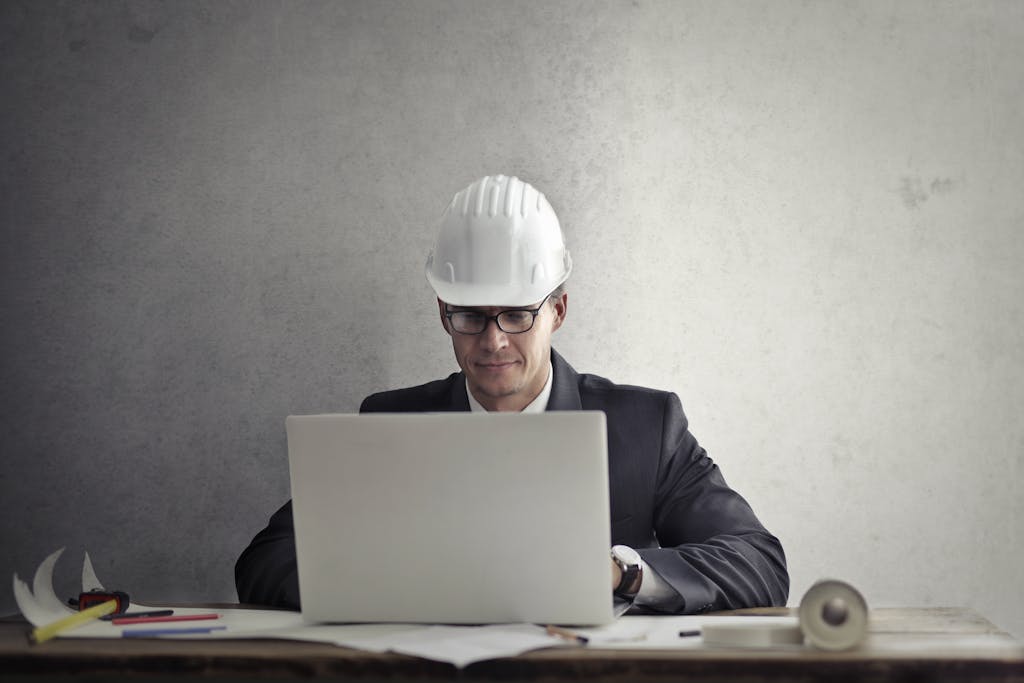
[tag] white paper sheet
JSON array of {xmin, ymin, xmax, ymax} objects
[
  {"xmin": 574, "ymin": 614, "xmax": 803, "ymax": 649},
  {"xmin": 334, "ymin": 623, "xmax": 563, "ymax": 668}
]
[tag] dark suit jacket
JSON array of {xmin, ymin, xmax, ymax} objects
[{"xmin": 235, "ymin": 349, "xmax": 789, "ymax": 613}]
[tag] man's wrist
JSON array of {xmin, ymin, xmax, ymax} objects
[{"xmin": 611, "ymin": 545, "xmax": 643, "ymax": 599}]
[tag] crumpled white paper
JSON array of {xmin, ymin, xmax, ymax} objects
[
  {"xmin": 12, "ymin": 547, "xmax": 140, "ymax": 627},
  {"xmin": 13, "ymin": 547, "xmax": 76, "ymax": 626}
]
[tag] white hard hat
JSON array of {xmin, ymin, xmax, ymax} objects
[{"xmin": 425, "ymin": 174, "xmax": 572, "ymax": 307}]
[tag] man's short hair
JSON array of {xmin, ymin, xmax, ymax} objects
[{"xmin": 547, "ymin": 284, "xmax": 566, "ymax": 306}]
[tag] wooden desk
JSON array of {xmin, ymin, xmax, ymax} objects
[{"xmin": 2, "ymin": 607, "xmax": 1022, "ymax": 682}]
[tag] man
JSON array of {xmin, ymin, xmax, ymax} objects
[{"xmin": 236, "ymin": 174, "xmax": 788, "ymax": 613}]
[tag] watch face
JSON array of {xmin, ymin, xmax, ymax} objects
[{"xmin": 612, "ymin": 545, "xmax": 640, "ymax": 566}]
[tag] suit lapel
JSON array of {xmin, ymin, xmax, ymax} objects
[
  {"xmin": 547, "ymin": 348, "xmax": 583, "ymax": 411},
  {"xmin": 447, "ymin": 374, "xmax": 472, "ymax": 411}
]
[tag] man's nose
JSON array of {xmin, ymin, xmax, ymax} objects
[{"xmin": 478, "ymin": 318, "xmax": 508, "ymax": 351}]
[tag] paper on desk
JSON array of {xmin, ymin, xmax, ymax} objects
[
  {"xmin": 219, "ymin": 621, "xmax": 564, "ymax": 668},
  {"xmin": 574, "ymin": 614, "xmax": 803, "ymax": 649},
  {"xmin": 218, "ymin": 614, "xmax": 801, "ymax": 664},
  {"xmin": 323, "ymin": 623, "xmax": 562, "ymax": 668}
]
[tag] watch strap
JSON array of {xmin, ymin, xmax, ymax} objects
[{"xmin": 615, "ymin": 563, "xmax": 641, "ymax": 597}]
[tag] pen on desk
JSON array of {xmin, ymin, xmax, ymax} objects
[
  {"xmin": 545, "ymin": 625, "xmax": 589, "ymax": 645},
  {"xmin": 31, "ymin": 599, "xmax": 120, "ymax": 644},
  {"xmin": 679, "ymin": 629, "xmax": 701, "ymax": 638},
  {"xmin": 122, "ymin": 626, "xmax": 227, "ymax": 638},
  {"xmin": 111, "ymin": 612, "xmax": 219, "ymax": 625},
  {"xmin": 102, "ymin": 609, "xmax": 174, "ymax": 622}
]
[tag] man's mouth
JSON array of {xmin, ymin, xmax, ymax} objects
[{"xmin": 476, "ymin": 360, "xmax": 518, "ymax": 371}]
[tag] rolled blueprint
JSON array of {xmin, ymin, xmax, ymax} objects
[
  {"xmin": 797, "ymin": 579, "xmax": 869, "ymax": 651},
  {"xmin": 701, "ymin": 579, "xmax": 869, "ymax": 651}
]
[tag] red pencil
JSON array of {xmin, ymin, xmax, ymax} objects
[{"xmin": 112, "ymin": 613, "xmax": 220, "ymax": 625}]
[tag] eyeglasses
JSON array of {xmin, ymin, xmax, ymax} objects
[{"xmin": 444, "ymin": 296, "xmax": 550, "ymax": 335}]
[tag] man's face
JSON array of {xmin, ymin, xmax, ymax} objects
[{"xmin": 439, "ymin": 294, "xmax": 567, "ymax": 412}]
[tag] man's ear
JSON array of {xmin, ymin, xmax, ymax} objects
[{"xmin": 550, "ymin": 292, "xmax": 568, "ymax": 332}]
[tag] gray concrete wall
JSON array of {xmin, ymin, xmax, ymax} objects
[{"xmin": 2, "ymin": 1, "xmax": 1021, "ymax": 637}]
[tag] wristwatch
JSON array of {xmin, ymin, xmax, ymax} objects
[{"xmin": 611, "ymin": 545, "xmax": 643, "ymax": 599}]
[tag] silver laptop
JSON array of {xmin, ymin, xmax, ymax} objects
[{"xmin": 286, "ymin": 411, "xmax": 614, "ymax": 625}]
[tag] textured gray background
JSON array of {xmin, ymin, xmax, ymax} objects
[{"xmin": 2, "ymin": 1, "xmax": 1022, "ymax": 637}]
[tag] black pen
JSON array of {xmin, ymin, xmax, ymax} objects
[
  {"xmin": 546, "ymin": 625, "xmax": 589, "ymax": 645},
  {"xmin": 101, "ymin": 609, "xmax": 174, "ymax": 621}
]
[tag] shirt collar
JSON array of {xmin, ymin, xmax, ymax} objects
[{"xmin": 466, "ymin": 361, "xmax": 554, "ymax": 413}]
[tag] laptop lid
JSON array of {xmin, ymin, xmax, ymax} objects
[{"xmin": 286, "ymin": 411, "xmax": 614, "ymax": 625}]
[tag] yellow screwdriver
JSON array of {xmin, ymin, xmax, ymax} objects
[{"xmin": 31, "ymin": 599, "xmax": 119, "ymax": 644}]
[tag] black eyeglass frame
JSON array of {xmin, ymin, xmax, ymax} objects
[{"xmin": 443, "ymin": 295, "xmax": 551, "ymax": 335}]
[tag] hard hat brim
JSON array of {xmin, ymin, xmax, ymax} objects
[{"xmin": 426, "ymin": 268, "xmax": 570, "ymax": 307}]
